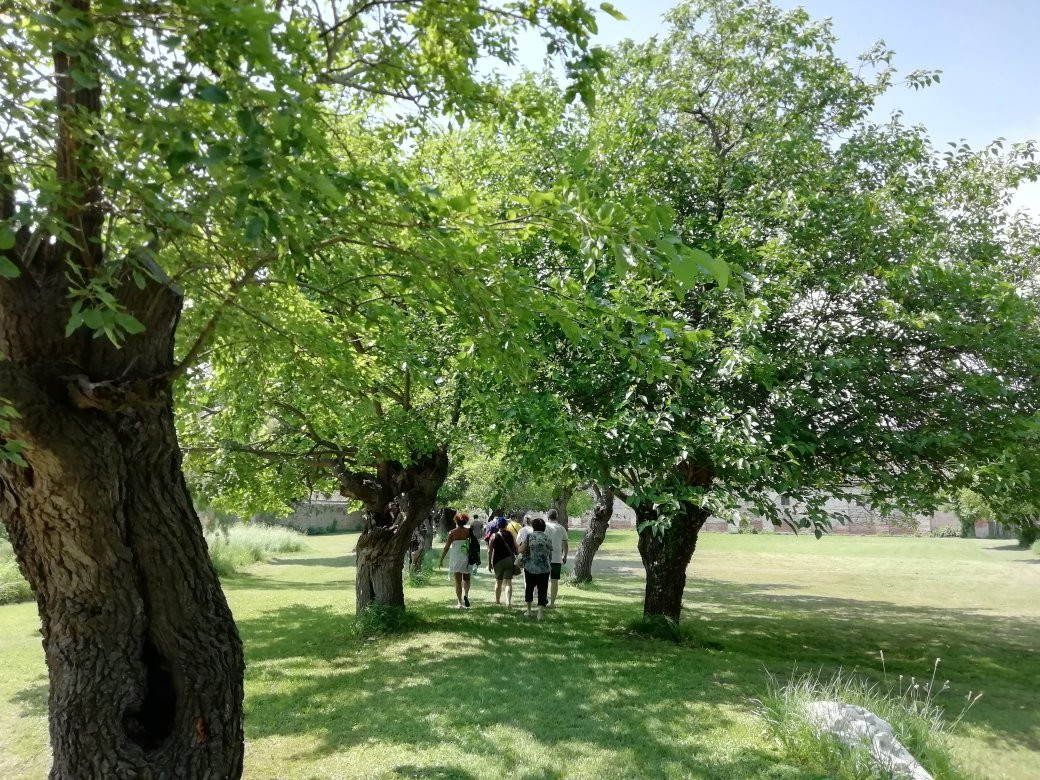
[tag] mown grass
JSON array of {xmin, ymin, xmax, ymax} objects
[{"xmin": 1, "ymin": 531, "xmax": 1038, "ymax": 778}]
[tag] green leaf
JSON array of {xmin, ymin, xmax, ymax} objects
[
  {"xmin": 115, "ymin": 312, "xmax": 146, "ymax": 335},
  {"xmin": 199, "ymin": 84, "xmax": 230, "ymax": 104},
  {"xmin": 599, "ymin": 2, "xmax": 627, "ymax": 20},
  {"xmin": 0, "ymin": 225, "xmax": 16, "ymax": 251}
]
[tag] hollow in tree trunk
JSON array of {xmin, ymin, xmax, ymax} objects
[
  {"xmin": 636, "ymin": 501, "xmax": 710, "ymax": 621},
  {"xmin": 346, "ymin": 448, "xmax": 449, "ymax": 612},
  {"xmin": 571, "ymin": 485, "xmax": 613, "ymax": 583}
]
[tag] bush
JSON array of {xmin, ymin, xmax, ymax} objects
[
  {"xmin": 351, "ymin": 604, "xmax": 421, "ymax": 637},
  {"xmin": 205, "ymin": 523, "xmax": 305, "ymax": 577},
  {"xmin": 756, "ymin": 659, "xmax": 977, "ymax": 780},
  {"xmin": 1015, "ymin": 523, "xmax": 1039, "ymax": 548},
  {"xmin": 0, "ymin": 540, "xmax": 33, "ymax": 605},
  {"xmin": 1032, "ymin": 540, "xmax": 1040, "ymax": 557},
  {"xmin": 405, "ymin": 554, "xmax": 436, "ymax": 588},
  {"xmin": 929, "ymin": 525, "xmax": 960, "ymax": 538}
]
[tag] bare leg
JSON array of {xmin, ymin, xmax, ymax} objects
[
  {"xmin": 495, "ymin": 579, "xmax": 503, "ymax": 604},
  {"xmin": 549, "ymin": 578, "xmax": 559, "ymax": 607},
  {"xmin": 453, "ymin": 573, "xmax": 463, "ymax": 606},
  {"xmin": 505, "ymin": 581, "xmax": 512, "ymax": 608}
]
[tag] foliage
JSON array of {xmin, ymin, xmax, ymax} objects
[
  {"xmin": 1033, "ymin": 540, "xmax": 1040, "ymax": 557},
  {"xmin": 928, "ymin": 525, "xmax": 960, "ymax": 538},
  {"xmin": 350, "ymin": 604, "xmax": 422, "ymax": 637},
  {"xmin": 756, "ymin": 662, "xmax": 977, "ymax": 779},
  {"xmin": 204, "ymin": 523, "xmax": 306, "ymax": 577},
  {"xmin": 405, "ymin": 555, "xmax": 436, "ymax": 588},
  {"xmin": 0, "ymin": 540, "xmax": 32, "ymax": 606},
  {"xmin": 439, "ymin": 445, "xmax": 592, "ymax": 515},
  {"xmin": 490, "ymin": 0, "xmax": 1040, "ymax": 550}
]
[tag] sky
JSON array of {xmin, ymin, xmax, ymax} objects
[{"xmin": 514, "ymin": 0, "xmax": 1040, "ymax": 211}]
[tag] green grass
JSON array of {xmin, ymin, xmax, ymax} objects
[
  {"xmin": 0, "ymin": 542, "xmax": 32, "ymax": 606},
  {"xmin": 1, "ymin": 532, "xmax": 1039, "ymax": 778},
  {"xmin": 204, "ymin": 523, "xmax": 307, "ymax": 577}
]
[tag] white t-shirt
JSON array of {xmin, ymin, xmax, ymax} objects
[
  {"xmin": 545, "ymin": 521, "xmax": 567, "ymax": 564},
  {"xmin": 516, "ymin": 525, "xmax": 532, "ymax": 547}
]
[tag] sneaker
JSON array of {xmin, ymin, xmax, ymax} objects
[{"xmin": 463, "ymin": 596, "xmax": 470, "ymax": 608}]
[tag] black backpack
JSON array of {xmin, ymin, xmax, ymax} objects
[{"xmin": 467, "ymin": 528, "xmax": 481, "ymax": 566}]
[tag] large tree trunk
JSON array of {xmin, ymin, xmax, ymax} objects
[
  {"xmin": 636, "ymin": 501, "xmax": 710, "ymax": 621},
  {"xmin": 0, "ymin": 260, "xmax": 244, "ymax": 780},
  {"xmin": 552, "ymin": 486, "xmax": 573, "ymax": 529},
  {"xmin": 349, "ymin": 448, "xmax": 448, "ymax": 612},
  {"xmin": 0, "ymin": 7, "xmax": 245, "ymax": 774},
  {"xmin": 572, "ymin": 485, "xmax": 613, "ymax": 584}
]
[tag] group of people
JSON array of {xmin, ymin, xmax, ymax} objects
[{"xmin": 438, "ymin": 509, "xmax": 569, "ymax": 621}]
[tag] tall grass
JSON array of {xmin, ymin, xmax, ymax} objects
[
  {"xmin": 204, "ymin": 523, "xmax": 306, "ymax": 577},
  {"xmin": 0, "ymin": 540, "xmax": 33, "ymax": 605},
  {"xmin": 756, "ymin": 659, "xmax": 978, "ymax": 779}
]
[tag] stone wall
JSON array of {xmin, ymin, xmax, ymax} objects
[
  {"xmin": 571, "ymin": 492, "xmax": 962, "ymax": 536},
  {"xmin": 265, "ymin": 496, "xmax": 365, "ymax": 534}
]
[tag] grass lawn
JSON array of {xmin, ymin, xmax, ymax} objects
[{"xmin": 1, "ymin": 531, "xmax": 1038, "ymax": 778}]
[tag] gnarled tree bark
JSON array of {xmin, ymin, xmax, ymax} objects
[
  {"xmin": 343, "ymin": 447, "xmax": 449, "ymax": 613},
  {"xmin": 571, "ymin": 485, "xmax": 613, "ymax": 583},
  {"xmin": 551, "ymin": 485, "xmax": 573, "ymax": 528},
  {"xmin": 635, "ymin": 462, "xmax": 714, "ymax": 622},
  {"xmin": 0, "ymin": 5, "xmax": 244, "ymax": 776}
]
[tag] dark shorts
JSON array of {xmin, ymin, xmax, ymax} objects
[
  {"xmin": 493, "ymin": 556, "xmax": 515, "ymax": 581},
  {"xmin": 524, "ymin": 571, "xmax": 549, "ymax": 606},
  {"xmin": 550, "ymin": 562, "xmax": 562, "ymax": 580}
]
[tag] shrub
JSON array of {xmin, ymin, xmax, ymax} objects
[
  {"xmin": 929, "ymin": 525, "xmax": 960, "ymax": 538},
  {"xmin": 1015, "ymin": 523, "xmax": 1039, "ymax": 548},
  {"xmin": 756, "ymin": 658, "xmax": 978, "ymax": 780},
  {"xmin": 204, "ymin": 523, "xmax": 305, "ymax": 577},
  {"xmin": 1032, "ymin": 540, "xmax": 1040, "ymax": 557},
  {"xmin": 405, "ymin": 555, "xmax": 435, "ymax": 588},
  {"xmin": 0, "ymin": 540, "xmax": 33, "ymax": 605},
  {"xmin": 351, "ymin": 604, "xmax": 421, "ymax": 637}
]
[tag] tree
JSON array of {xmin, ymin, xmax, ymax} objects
[
  {"xmin": 499, "ymin": 0, "xmax": 1040, "ymax": 622},
  {"xmin": 572, "ymin": 484, "xmax": 614, "ymax": 583},
  {"xmin": 0, "ymin": 0, "xmax": 619, "ymax": 774}
]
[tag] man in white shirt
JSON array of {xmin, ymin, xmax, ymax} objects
[
  {"xmin": 515, "ymin": 515, "xmax": 533, "ymax": 547},
  {"xmin": 544, "ymin": 509, "xmax": 569, "ymax": 608}
]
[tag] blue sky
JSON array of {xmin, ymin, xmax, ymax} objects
[{"xmin": 515, "ymin": 0, "xmax": 1040, "ymax": 210}]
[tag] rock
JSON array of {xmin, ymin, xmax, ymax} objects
[{"xmin": 803, "ymin": 700, "xmax": 933, "ymax": 780}]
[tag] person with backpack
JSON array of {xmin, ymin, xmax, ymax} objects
[
  {"xmin": 466, "ymin": 519, "xmax": 482, "ymax": 579},
  {"xmin": 518, "ymin": 517, "xmax": 553, "ymax": 621},
  {"xmin": 438, "ymin": 512, "xmax": 473, "ymax": 608},
  {"xmin": 487, "ymin": 520, "xmax": 519, "ymax": 608}
]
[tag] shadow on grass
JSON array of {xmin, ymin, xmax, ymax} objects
[
  {"xmin": 9, "ymin": 678, "xmax": 47, "ymax": 718},
  {"xmin": 236, "ymin": 570, "xmax": 1040, "ymax": 774},
  {"xmin": 267, "ymin": 554, "xmax": 357, "ymax": 568},
  {"xmin": 237, "ymin": 594, "xmax": 802, "ymax": 778}
]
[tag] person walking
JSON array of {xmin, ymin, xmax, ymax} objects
[
  {"xmin": 544, "ymin": 509, "xmax": 569, "ymax": 608},
  {"xmin": 438, "ymin": 512, "xmax": 473, "ymax": 608},
  {"xmin": 487, "ymin": 519, "xmax": 518, "ymax": 608},
  {"xmin": 518, "ymin": 517, "xmax": 552, "ymax": 621}
]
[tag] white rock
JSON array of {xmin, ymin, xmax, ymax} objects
[{"xmin": 803, "ymin": 700, "xmax": 933, "ymax": 780}]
